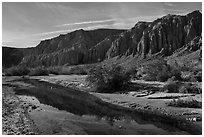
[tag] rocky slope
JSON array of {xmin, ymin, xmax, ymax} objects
[
  {"xmin": 166, "ymin": 35, "xmax": 202, "ymax": 71},
  {"xmin": 106, "ymin": 10, "xmax": 202, "ymax": 59},
  {"xmin": 3, "ymin": 10, "xmax": 202, "ymax": 68},
  {"xmin": 20, "ymin": 29, "xmax": 124, "ymax": 67},
  {"xmin": 2, "ymin": 47, "xmax": 27, "ymax": 68}
]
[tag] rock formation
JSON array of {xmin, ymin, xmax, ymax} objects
[
  {"xmin": 3, "ymin": 10, "xmax": 202, "ymax": 68},
  {"xmin": 106, "ymin": 10, "xmax": 202, "ymax": 58},
  {"xmin": 20, "ymin": 29, "xmax": 124, "ymax": 67}
]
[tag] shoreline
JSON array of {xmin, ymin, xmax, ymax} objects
[
  {"xmin": 29, "ymin": 75, "xmax": 202, "ymax": 134},
  {"xmin": 2, "ymin": 75, "xmax": 202, "ymax": 134},
  {"xmin": 2, "ymin": 83, "xmax": 38, "ymax": 135}
]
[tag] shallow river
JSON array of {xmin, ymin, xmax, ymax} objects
[{"xmin": 11, "ymin": 78, "xmax": 193, "ymax": 135}]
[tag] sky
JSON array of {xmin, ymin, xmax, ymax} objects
[{"xmin": 2, "ymin": 2, "xmax": 202, "ymax": 48}]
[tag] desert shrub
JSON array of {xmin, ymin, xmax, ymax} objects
[
  {"xmin": 168, "ymin": 98, "xmax": 202, "ymax": 108},
  {"xmin": 138, "ymin": 59, "xmax": 182, "ymax": 82},
  {"xmin": 157, "ymin": 66, "xmax": 182, "ymax": 82},
  {"xmin": 4, "ymin": 66, "xmax": 30, "ymax": 76},
  {"xmin": 181, "ymin": 71, "xmax": 201, "ymax": 82},
  {"xmin": 28, "ymin": 67, "xmax": 49, "ymax": 76},
  {"xmin": 126, "ymin": 68, "xmax": 138, "ymax": 80},
  {"xmin": 161, "ymin": 82, "xmax": 201, "ymax": 94},
  {"xmin": 169, "ymin": 68, "xmax": 182, "ymax": 80},
  {"xmin": 190, "ymin": 71, "xmax": 202, "ymax": 82},
  {"xmin": 156, "ymin": 71, "xmax": 170, "ymax": 82},
  {"xmin": 69, "ymin": 66, "xmax": 88, "ymax": 75},
  {"xmin": 179, "ymin": 83, "xmax": 201, "ymax": 94},
  {"xmin": 195, "ymin": 71, "xmax": 202, "ymax": 82},
  {"xmin": 161, "ymin": 81, "xmax": 181, "ymax": 93},
  {"xmin": 47, "ymin": 67, "xmax": 61, "ymax": 75},
  {"xmin": 48, "ymin": 66, "xmax": 74, "ymax": 75},
  {"xmin": 86, "ymin": 64, "xmax": 131, "ymax": 93},
  {"xmin": 140, "ymin": 60, "xmax": 168, "ymax": 81},
  {"xmin": 47, "ymin": 66, "xmax": 88, "ymax": 75}
]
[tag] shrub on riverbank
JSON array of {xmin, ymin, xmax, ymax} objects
[
  {"xmin": 4, "ymin": 65, "xmax": 90, "ymax": 76},
  {"xmin": 168, "ymin": 98, "xmax": 201, "ymax": 108},
  {"xmin": 28, "ymin": 67, "xmax": 49, "ymax": 76},
  {"xmin": 161, "ymin": 81, "xmax": 201, "ymax": 94},
  {"xmin": 86, "ymin": 64, "xmax": 131, "ymax": 93},
  {"xmin": 4, "ymin": 66, "xmax": 30, "ymax": 76},
  {"xmin": 47, "ymin": 65, "xmax": 88, "ymax": 75}
]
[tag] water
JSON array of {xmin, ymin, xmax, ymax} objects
[{"xmin": 11, "ymin": 78, "xmax": 196, "ymax": 135}]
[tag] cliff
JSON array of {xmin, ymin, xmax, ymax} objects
[
  {"xmin": 20, "ymin": 29, "xmax": 124, "ymax": 67},
  {"xmin": 106, "ymin": 10, "xmax": 202, "ymax": 58},
  {"xmin": 3, "ymin": 10, "xmax": 202, "ymax": 68}
]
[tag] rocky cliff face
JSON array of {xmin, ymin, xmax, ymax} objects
[
  {"xmin": 106, "ymin": 10, "xmax": 202, "ymax": 59},
  {"xmin": 20, "ymin": 29, "xmax": 124, "ymax": 67},
  {"xmin": 3, "ymin": 10, "xmax": 202, "ymax": 68}
]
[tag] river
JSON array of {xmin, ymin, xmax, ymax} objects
[{"xmin": 9, "ymin": 78, "xmax": 194, "ymax": 135}]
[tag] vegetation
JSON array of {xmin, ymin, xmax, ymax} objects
[
  {"xmin": 181, "ymin": 70, "xmax": 202, "ymax": 82},
  {"xmin": 86, "ymin": 64, "xmax": 131, "ymax": 93},
  {"xmin": 168, "ymin": 98, "xmax": 202, "ymax": 108},
  {"xmin": 161, "ymin": 81, "xmax": 181, "ymax": 93},
  {"xmin": 28, "ymin": 67, "xmax": 49, "ymax": 76},
  {"xmin": 136, "ymin": 59, "xmax": 182, "ymax": 82},
  {"xmin": 47, "ymin": 65, "xmax": 88, "ymax": 75},
  {"xmin": 3, "ymin": 65, "xmax": 90, "ymax": 76},
  {"xmin": 161, "ymin": 81, "xmax": 201, "ymax": 94},
  {"xmin": 178, "ymin": 83, "xmax": 201, "ymax": 94},
  {"xmin": 4, "ymin": 66, "xmax": 30, "ymax": 76}
]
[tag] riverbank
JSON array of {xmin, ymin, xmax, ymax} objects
[
  {"xmin": 30, "ymin": 75, "xmax": 202, "ymax": 130},
  {"xmin": 2, "ymin": 75, "xmax": 202, "ymax": 134},
  {"xmin": 2, "ymin": 77, "xmax": 37, "ymax": 135}
]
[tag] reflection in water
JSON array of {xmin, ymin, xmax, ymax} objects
[{"xmin": 12, "ymin": 79, "xmax": 198, "ymax": 135}]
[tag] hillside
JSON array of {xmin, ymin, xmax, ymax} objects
[
  {"xmin": 2, "ymin": 10, "xmax": 202, "ymax": 68},
  {"xmin": 106, "ymin": 10, "xmax": 201, "ymax": 58}
]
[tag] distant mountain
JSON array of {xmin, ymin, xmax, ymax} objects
[
  {"xmin": 20, "ymin": 29, "xmax": 125, "ymax": 67},
  {"xmin": 2, "ymin": 10, "xmax": 202, "ymax": 68}
]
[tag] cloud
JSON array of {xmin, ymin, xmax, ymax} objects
[
  {"xmin": 83, "ymin": 24, "xmax": 111, "ymax": 30},
  {"xmin": 163, "ymin": 8, "xmax": 185, "ymax": 14},
  {"xmin": 163, "ymin": 2, "xmax": 175, "ymax": 7},
  {"xmin": 34, "ymin": 15, "xmax": 164, "ymax": 37},
  {"xmin": 33, "ymin": 29, "xmax": 74, "ymax": 36},
  {"xmin": 54, "ymin": 19, "xmax": 115, "ymax": 27}
]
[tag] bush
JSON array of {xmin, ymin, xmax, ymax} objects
[
  {"xmin": 168, "ymin": 98, "xmax": 202, "ymax": 108},
  {"xmin": 161, "ymin": 81, "xmax": 181, "ymax": 93},
  {"xmin": 179, "ymin": 83, "xmax": 201, "ymax": 94},
  {"xmin": 47, "ymin": 66, "xmax": 88, "ymax": 75},
  {"xmin": 69, "ymin": 66, "xmax": 87, "ymax": 75},
  {"xmin": 28, "ymin": 67, "xmax": 49, "ymax": 76},
  {"xmin": 161, "ymin": 82, "xmax": 201, "ymax": 94},
  {"xmin": 47, "ymin": 67, "xmax": 61, "ymax": 75},
  {"xmin": 47, "ymin": 66, "xmax": 70, "ymax": 75},
  {"xmin": 4, "ymin": 66, "xmax": 30, "ymax": 76},
  {"xmin": 195, "ymin": 71, "xmax": 202, "ymax": 82},
  {"xmin": 156, "ymin": 71, "xmax": 170, "ymax": 82},
  {"xmin": 86, "ymin": 64, "xmax": 131, "ymax": 93},
  {"xmin": 138, "ymin": 59, "xmax": 182, "ymax": 82}
]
